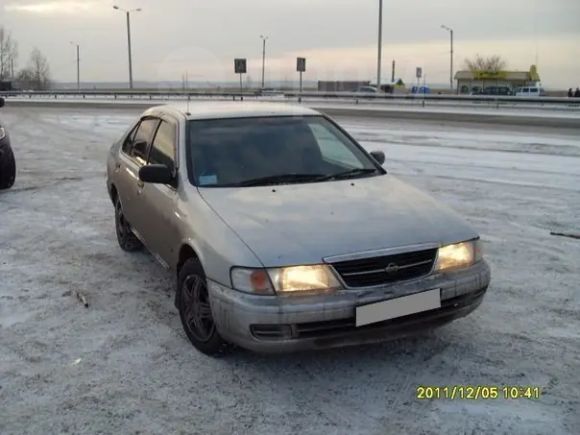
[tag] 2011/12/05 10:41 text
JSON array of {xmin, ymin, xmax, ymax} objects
[{"xmin": 416, "ymin": 386, "xmax": 541, "ymax": 400}]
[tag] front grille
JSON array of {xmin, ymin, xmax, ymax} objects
[{"xmin": 330, "ymin": 248, "xmax": 437, "ymax": 288}]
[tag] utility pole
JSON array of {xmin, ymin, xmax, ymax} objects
[
  {"xmin": 391, "ymin": 59, "xmax": 395, "ymax": 83},
  {"xmin": 70, "ymin": 42, "xmax": 80, "ymax": 91},
  {"xmin": 441, "ymin": 25, "xmax": 454, "ymax": 91},
  {"xmin": 76, "ymin": 44, "xmax": 80, "ymax": 90},
  {"xmin": 126, "ymin": 11, "xmax": 133, "ymax": 88},
  {"xmin": 377, "ymin": 0, "xmax": 383, "ymax": 89},
  {"xmin": 114, "ymin": 5, "xmax": 142, "ymax": 89},
  {"xmin": 260, "ymin": 35, "xmax": 268, "ymax": 89}
]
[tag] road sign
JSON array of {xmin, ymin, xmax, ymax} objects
[
  {"xmin": 416, "ymin": 67, "xmax": 423, "ymax": 79},
  {"xmin": 297, "ymin": 57, "xmax": 306, "ymax": 72},
  {"xmin": 235, "ymin": 59, "xmax": 247, "ymax": 74}
]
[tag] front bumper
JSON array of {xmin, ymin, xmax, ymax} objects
[{"xmin": 208, "ymin": 260, "xmax": 490, "ymax": 353}]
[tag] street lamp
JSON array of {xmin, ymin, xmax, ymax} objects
[
  {"xmin": 113, "ymin": 5, "xmax": 142, "ymax": 89},
  {"xmin": 377, "ymin": 0, "xmax": 383, "ymax": 89},
  {"xmin": 260, "ymin": 35, "xmax": 269, "ymax": 89},
  {"xmin": 441, "ymin": 24, "xmax": 454, "ymax": 91},
  {"xmin": 70, "ymin": 41, "xmax": 80, "ymax": 91}
]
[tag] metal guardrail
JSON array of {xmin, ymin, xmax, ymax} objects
[
  {"xmin": 0, "ymin": 89, "xmax": 256, "ymax": 100},
  {"xmin": 285, "ymin": 91, "xmax": 580, "ymax": 106},
  {"xmin": 1, "ymin": 89, "xmax": 579, "ymax": 107}
]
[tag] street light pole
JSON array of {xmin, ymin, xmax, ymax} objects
[
  {"xmin": 114, "ymin": 5, "xmax": 142, "ymax": 89},
  {"xmin": 260, "ymin": 35, "xmax": 268, "ymax": 89},
  {"xmin": 70, "ymin": 42, "xmax": 80, "ymax": 91},
  {"xmin": 126, "ymin": 11, "xmax": 133, "ymax": 89},
  {"xmin": 377, "ymin": 0, "xmax": 383, "ymax": 89},
  {"xmin": 441, "ymin": 25, "xmax": 454, "ymax": 91}
]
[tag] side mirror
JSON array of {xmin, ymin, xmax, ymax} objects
[
  {"xmin": 370, "ymin": 150, "xmax": 385, "ymax": 165},
  {"xmin": 139, "ymin": 164, "xmax": 174, "ymax": 185},
  {"xmin": 0, "ymin": 97, "xmax": 5, "ymax": 108}
]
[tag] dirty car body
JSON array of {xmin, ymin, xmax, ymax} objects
[{"xmin": 106, "ymin": 102, "xmax": 490, "ymax": 354}]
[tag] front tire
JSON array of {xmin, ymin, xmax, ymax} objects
[
  {"xmin": 115, "ymin": 197, "xmax": 143, "ymax": 252},
  {"xmin": 177, "ymin": 258, "xmax": 229, "ymax": 356}
]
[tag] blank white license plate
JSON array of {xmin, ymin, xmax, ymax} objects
[{"xmin": 356, "ymin": 289, "xmax": 441, "ymax": 327}]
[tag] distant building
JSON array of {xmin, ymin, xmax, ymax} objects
[{"xmin": 455, "ymin": 65, "xmax": 541, "ymax": 94}]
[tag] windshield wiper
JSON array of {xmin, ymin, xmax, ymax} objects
[
  {"xmin": 239, "ymin": 173, "xmax": 326, "ymax": 187},
  {"xmin": 317, "ymin": 168, "xmax": 379, "ymax": 181}
]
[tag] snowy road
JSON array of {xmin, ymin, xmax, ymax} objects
[{"xmin": 1, "ymin": 106, "xmax": 579, "ymax": 434}]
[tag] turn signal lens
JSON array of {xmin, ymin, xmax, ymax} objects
[{"xmin": 231, "ymin": 268, "xmax": 274, "ymax": 294}]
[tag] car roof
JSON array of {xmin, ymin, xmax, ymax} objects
[{"xmin": 143, "ymin": 101, "xmax": 320, "ymax": 121}]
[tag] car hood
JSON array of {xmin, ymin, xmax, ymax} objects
[{"xmin": 199, "ymin": 175, "xmax": 478, "ymax": 267}]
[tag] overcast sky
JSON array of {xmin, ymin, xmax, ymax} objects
[{"xmin": 1, "ymin": 0, "xmax": 579, "ymax": 88}]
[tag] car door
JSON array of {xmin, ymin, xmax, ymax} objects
[
  {"xmin": 135, "ymin": 117, "xmax": 180, "ymax": 267},
  {"xmin": 116, "ymin": 117, "xmax": 160, "ymax": 233}
]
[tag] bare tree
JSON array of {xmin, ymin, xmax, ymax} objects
[
  {"xmin": 0, "ymin": 27, "xmax": 18, "ymax": 80},
  {"xmin": 464, "ymin": 55, "xmax": 507, "ymax": 73},
  {"xmin": 17, "ymin": 68, "xmax": 35, "ymax": 89},
  {"xmin": 16, "ymin": 48, "xmax": 51, "ymax": 90},
  {"xmin": 29, "ymin": 48, "xmax": 51, "ymax": 90}
]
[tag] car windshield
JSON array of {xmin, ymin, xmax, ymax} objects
[{"xmin": 187, "ymin": 116, "xmax": 381, "ymax": 187}]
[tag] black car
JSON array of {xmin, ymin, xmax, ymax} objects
[{"xmin": 0, "ymin": 97, "xmax": 16, "ymax": 190}]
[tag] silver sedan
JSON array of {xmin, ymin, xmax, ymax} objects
[{"xmin": 106, "ymin": 102, "xmax": 490, "ymax": 355}]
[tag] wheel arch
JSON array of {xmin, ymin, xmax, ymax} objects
[
  {"xmin": 175, "ymin": 243, "xmax": 202, "ymax": 309},
  {"xmin": 109, "ymin": 183, "xmax": 118, "ymax": 205},
  {"xmin": 177, "ymin": 243, "xmax": 201, "ymax": 274}
]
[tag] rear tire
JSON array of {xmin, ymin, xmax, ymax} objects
[
  {"xmin": 177, "ymin": 258, "xmax": 229, "ymax": 356},
  {"xmin": 115, "ymin": 197, "xmax": 143, "ymax": 252},
  {"xmin": 0, "ymin": 142, "xmax": 16, "ymax": 190}
]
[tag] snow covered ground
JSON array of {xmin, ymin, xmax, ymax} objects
[{"xmin": 0, "ymin": 106, "xmax": 579, "ymax": 434}]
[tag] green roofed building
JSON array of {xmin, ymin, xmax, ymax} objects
[{"xmin": 455, "ymin": 65, "xmax": 541, "ymax": 94}]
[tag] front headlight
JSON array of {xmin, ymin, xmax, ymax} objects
[
  {"xmin": 0, "ymin": 127, "xmax": 6, "ymax": 140},
  {"xmin": 231, "ymin": 265, "xmax": 342, "ymax": 295},
  {"xmin": 435, "ymin": 239, "xmax": 482, "ymax": 272},
  {"xmin": 268, "ymin": 265, "xmax": 342, "ymax": 294}
]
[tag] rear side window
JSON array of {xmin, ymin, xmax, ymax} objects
[
  {"xmin": 149, "ymin": 121, "xmax": 177, "ymax": 171},
  {"xmin": 122, "ymin": 124, "xmax": 139, "ymax": 154},
  {"xmin": 125, "ymin": 118, "xmax": 160, "ymax": 164}
]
